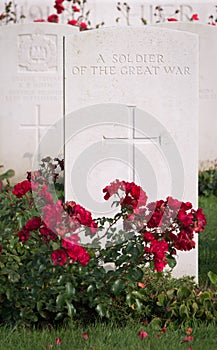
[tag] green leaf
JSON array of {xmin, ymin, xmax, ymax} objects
[
  {"xmin": 126, "ymin": 293, "xmax": 132, "ymax": 307},
  {"xmin": 177, "ymin": 286, "xmax": 192, "ymax": 301},
  {"xmin": 66, "ymin": 282, "xmax": 75, "ymax": 299},
  {"xmin": 0, "ymin": 169, "xmax": 15, "ymax": 180},
  {"xmin": 131, "ymin": 291, "xmax": 144, "ymax": 300},
  {"xmin": 126, "ymin": 268, "xmax": 143, "ymax": 282},
  {"xmin": 36, "ymin": 301, "xmax": 47, "ymax": 318},
  {"xmin": 56, "ymin": 293, "xmax": 66, "ymax": 309},
  {"xmin": 208, "ymin": 271, "xmax": 217, "ymax": 286},
  {"xmin": 179, "ymin": 304, "xmax": 189, "ymax": 317},
  {"xmin": 192, "ymin": 302, "xmax": 198, "ymax": 315},
  {"xmin": 55, "ymin": 312, "xmax": 64, "ymax": 321},
  {"xmin": 111, "ymin": 279, "xmax": 125, "ymax": 296},
  {"xmin": 96, "ymin": 303, "xmax": 106, "ymax": 317},
  {"xmin": 135, "ymin": 298, "xmax": 143, "ymax": 312},
  {"xmin": 66, "ymin": 301, "xmax": 76, "ymax": 318},
  {"xmin": 199, "ymin": 291, "xmax": 212, "ymax": 301},
  {"xmin": 6, "ymin": 288, "xmax": 12, "ymax": 301},
  {"xmin": 149, "ymin": 317, "xmax": 162, "ymax": 329},
  {"xmin": 157, "ymin": 293, "xmax": 168, "ymax": 307},
  {"xmin": 8, "ymin": 271, "xmax": 20, "ymax": 283},
  {"xmin": 51, "ymin": 241, "xmax": 61, "ymax": 250},
  {"xmin": 87, "ymin": 284, "xmax": 95, "ymax": 295},
  {"xmin": 124, "ymin": 241, "xmax": 134, "ymax": 253},
  {"xmin": 167, "ymin": 256, "xmax": 177, "ymax": 269}
]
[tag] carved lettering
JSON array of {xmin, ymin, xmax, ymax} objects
[
  {"xmin": 97, "ymin": 54, "xmax": 105, "ymax": 64},
  {"xmin": 163, "ymin": 66, "xmax": 190, "ymax": 75},
  {"xmin": 71, "ymin": 52, "xmax": 191, "ymax": 77},
  {"xmin": 112, "ymin": 53, "xmax": 164, "ymax": 64}
]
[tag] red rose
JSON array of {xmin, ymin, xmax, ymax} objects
[
  {"xmin": 178, "ymin": 210, "xmax": 193, "ymax": 227},
  {"xmin": 62, "ymin": 237, "xmax": 79, "ymax": 250},
  {"xmin": 34, "ymin": 19, "xmax": 45, "ymax": 22},
  {"xmin": 166, "ymin": 196, "xmax": 181, "ymax": 210},
  {"xmin": 51, "ymin": 249, "xmax": 67, "ymax": 266},
  {"xmin": 80, "ymin": 22, "xmax": 87, "ymax": 30},
  {"xmin": 138, "ymin": 330, "xmax": 148, "ymax": 339},
  {"xmin": 148, "ymin": 200, "xmax": 165, "ymax": 212},
  {"xmin": 0, "ymin": 245, "xmax": 2, "ymax": 253},
  {"xmin": 193, "ymin": 208, "xmax": 207, "ymax": 232},
  {"xmin": 18, "ymin": 228, "xmax": 30, "ymax": 243},
  {"xmin": 68, "ymin": 19, "xmax": 77, "ymax": 26},
  {"xmin": 54, "ymin": 0, "xmax": 65, "ymax": 14},
  {"xmin": 40, "ymin": 226, "xmax": 57, "ymax": 241},
  {"xmin": 42, "ymin": 200, "xmax": 63, "ymax": 231},
  {"xmin": 82, "ymin": 333, "xmax": 88, "ymax": 340},
  {"xmin": 12, "ymin": 180, "xmax": 31, "ymax": 198},
  {"xmin": 64, "ymin": 243, "xmax": 90, "ymax": 266},
  {"xmin": 120, "ymin": 195, "xmax": 137, "ymax": 211},
  {"xmin": 180, "ymin": 202, "xmax": 192, "ymax": 211},
  {"xmin": 38, "ymin": 184, "xmax": 53, "ymax": 204},
  {"xmin": 30, "ymin": 181, "xmax": 39, "ymax": 192},
  {"xmin": 182, "ymin": 335, "xmax": 194, "ymax": 342},
  {"xmin": 103, "ymin": 179, "xmax": 122, "ymax": 200},
  {"xmin": 145, "ymin": 239, "xmax": 168, "ymax": 272},
  {"xmin": 78, "ymin": 250, "xmax": 90, "ymax": 266},
  {"xmin": 154, "ymin": 259, "xmax": 166, "ymax": 272},
  {"xmin": 72, "ymin": 5, "xmax": 80, "ymax": 12},
  {"xmin": 147, "ymin": 211, "xmax": 162, "ymax": 228},
  {"xmin": 191, "ymin": 13, "xmax": 199, "ymax": 21},
  {"xmin": 174, "ymin": 230, "xmax": 195, "ymax": 251},
  {"xmin": 55, "ymin": 338, "xmax": 62, "ymax": 345},
  {"xmin": 74, "ymin": 204, "xmax": 92, "ymax": 225},
  {"xmin": 167, "ymin": 17, "xmax": 178, "ymax": 21},
  {"xmin": 47, "ymin": 14, "xmax": 59, "ymax": 23},
  {"xmin": 143, "ymin": 232, "xmax": 155, "ymax": 242},
  {"xmin": 89, "ymin": 220, "xmax": 98, "ymax": 234},
  {"xmin": 25, "ymin": 216, "xmax": 41, "ymax": 231}
]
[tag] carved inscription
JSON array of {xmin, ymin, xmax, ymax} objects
[
  {"xmin": 18, "ymin": 33, "xmax": 57, "ymax": 72},
  {"xmin": 0, "ymin": 76, "xmax": 62, "ymax": 102},
  {"xmin": 72, "ymin": 53, "xmax": 191, "ymax": 77}
]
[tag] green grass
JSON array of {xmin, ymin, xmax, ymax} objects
[
  {"xmin": 199, "ymin": 195, "xmax": 217, "ymax": 286},
  {"xmin": 0, "ymin": 322, "xmax": 216, "ymax": 350}
]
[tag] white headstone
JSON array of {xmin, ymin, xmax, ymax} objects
[
  {"xmin": 155, "ymin": 22, "xmax": 217, "ymax": 163},
  {"xmin": 0, "ymin": 23, "xmax": 76, "ymax": 181},
  {"xmin": 64, "ymin": 27, "xmax": 199, "ymax": 278}
]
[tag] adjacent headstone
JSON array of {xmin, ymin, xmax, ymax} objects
[
  {"xmin": 1, "ymin": 0, "xmax": 217, "ymax": 26},
  {"xmin": 64, "ymin": 27, "xmax": 199, "ymax": 278},
  {"xmin": 0, "ymin": 23, "xmax": 76, "ymax": 181},
  {"xmin": 155, "ymin": 23, "xmax": 217, "ymax": 163}
]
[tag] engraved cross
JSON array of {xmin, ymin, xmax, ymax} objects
[
  {"xmin": 103, "ymin": 105, "xmax": 161, "ymax": 181},
  {"xmin": 20, "ymin": 104, "xmax": 55, "ymax": 163}
]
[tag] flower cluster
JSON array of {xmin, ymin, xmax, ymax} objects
[
  {"xmin": 53, "ymin": 237, "xmax": 90, "ymax": 266},
  {"xmin": 103, "ymin": 180, "xmax": 206, "ymax": 272},
  {"xmin": 13, "ymin": 170, "xmax": 97, "ymax": 267},
  {"xmin": 12, "ymin": 174, "xmax": 206, "ymax": 274},
  {"xmin": 12, "ymin": 180, "xmax": 31, "ymax": 198},
  {"xmin": 103, "ymin": 179, "xmax": 147, "ymax": 212},
  {"xmin": 35, "ymin": 0, "xmax": 89, "ymax": 30}
]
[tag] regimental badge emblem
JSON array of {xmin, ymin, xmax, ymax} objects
[{"xmin": 18, "ymin": 33, "xmax": 57, "ymax": 72}]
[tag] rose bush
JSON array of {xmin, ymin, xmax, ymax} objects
[
  {"xmin": 35, "ymin": 0, "xmax": 104, "ymax": 30},
  {"xmin": 0, "ymin": 158, "xmax": 208, "ymax": 326}
]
